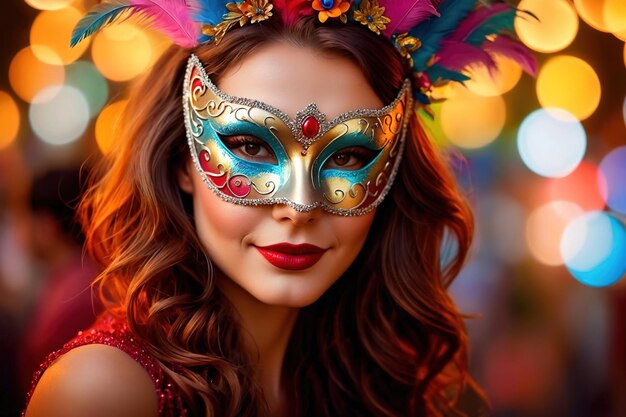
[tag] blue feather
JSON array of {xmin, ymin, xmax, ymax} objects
[
  {"xmin": 410, "ymin": 0, "xmax": 476, "ymax": 71},
  {"xmin": 425, "ymin": 64, "xmax": 470, "ymax": 84},
  {"xmin": 192, "ymin": 0, "xmax": 233, "ymax": 25},
  {"xmin": 71, "ymin": 0, "xmax": 132, "ymax": 47},
  {"xmin": 465, "ymin": 10, "xmax": 515, "ymax": 46}
]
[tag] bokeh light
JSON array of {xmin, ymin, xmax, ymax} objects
[
  {"xmin": 574, "ymin": 0, "xmax": 610, "ymax": 32},
  {"xmin": 561, "ymin": 211, "xmax": 626, "ymax": 287},
  {"xmin": 0, "ymin": 91, "xmax": 21, "ymax": 150},
  {"xmin": 92, "ymin": 22, "xmax": 154, "ymax": 82},
  {"xmin": 599, "ymin": 146, "xmax": 626, "ymax": 215},
  {"xmin": 9, "ymin": 47, "xmax": 65, "ymax": 103},
  {"xmin": 30, "ymin": 7, "xmax": 89, "ymax": 65},
  {"xmin": 465, "ymin": 55, "xmax": 523, "ymax": 97},
  {"xmin": 604, "ymin": 0, "xmax": 626, "ymax": 34},
  {"xmin": 536, "ymin": 55, "xmax": 601, "ymax": 121},
  {"xmin": 518, "ymin": 108, "xmax": 586, "ymax": 178},
  {"xmin": 440, "ymin": 86, "xmax": 506, "ymax": 149},
  {"xmin": 24, "ymin": 0, "xmax": 74, "ymax": 11},
  {"xmin": 65, "ymin": 61, "xmax": 109, "ymax": 118},
  {"xmin": 96, "ymin": 100, "xmax": 128, "ymax": 154},
  {"xmin": 545, "ymin": 161, "xmax": 607, "ymax": 212},
  {"xmin": 516, "ymin": 0, "xmax": 579, "ymax": 53},
  {"xmin": 29, "ymin": 85, "xmax": 89, "ymax": 146},
  {"xmin": 526, "ymin": 201, "xmax": 584, "ymax": 266}
]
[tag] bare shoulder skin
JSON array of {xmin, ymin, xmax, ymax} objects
[{"xmin": 25, "ymin": 344, "xmax": 159, "ymax": 417}]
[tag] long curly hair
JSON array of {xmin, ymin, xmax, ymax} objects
[{"xmin": 79, "ymin": 14, "xmax": 476, "ymax": 417}]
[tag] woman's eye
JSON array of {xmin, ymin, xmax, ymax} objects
[
  {"xmin": 324, "ymin": 147, "xmax": 377, "ymax": 170},
  {"xmin": 221, "ymin": 135, "xmax": 277, "ymax": 164}
]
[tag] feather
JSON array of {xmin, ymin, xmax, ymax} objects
[
  {"xmin": 410, "ymin": 0, "xmax": 477, "ymax": 71},
  {"xmin": 434, "ymin": 39, "xmax": 496, "ymax": 72},
  {"xmin": 129, "ymin": 0, "xmax": 200, "ymax": 47},
  {"xmin": 273, "ymin": 0, "xmax": 313, "ymax": 27},
  {"xmin": 380, "ymin": 0, "xmax": 440, "ymax": 37},
  {"xmin": 190, "ymin": 0, "xmax": 230, "ymax": 26},
  {"xmin": 449, "ymin": 3, "xmax": 515, "ymax": 45},
  {"xmin": 425, "ymin": 64, "xmax": 470, "ymax": 85},
  {"xmin": 71, "ymin": 0, "xmax": 133, "ymax": 47},
  {"xmin": 484, "ymin": 35, "xmax": 538, "ymax": 76}
]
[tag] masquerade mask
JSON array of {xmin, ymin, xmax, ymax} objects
[{"xmin": 183, "ymin": 54, "xmax": 411, "ymax": 215}]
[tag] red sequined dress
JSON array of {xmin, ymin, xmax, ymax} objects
[{"xmin": 23, "ymin": 314, "xmax": 188, "ymax": 416}]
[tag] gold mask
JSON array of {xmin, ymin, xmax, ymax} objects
[{"xmin": 183, "ymin": 54, "xmax": 412, "ymax": 215}]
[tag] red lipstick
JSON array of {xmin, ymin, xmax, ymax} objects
[{"xmin": 255, "ymin": 243, "xmax": 327, "ymax": 271}]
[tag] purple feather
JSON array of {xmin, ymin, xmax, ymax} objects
[
  {"xmin": 130, "ymin": 0, "xmax": 199, "ymax": 47},
  {"xmin": 449, "ymin": 3, "xmax": 511, "ymax": 42},
  {"xmin": 435, "ymin": 40, "xmax": 496, "ymax": 72},
  {"xmin": 484, "ymin": 35, "xmax": 538, "ymax": 76},
  {"xmin": 380, "ymin": 0, "xmax": 440, "ymax": 37}
]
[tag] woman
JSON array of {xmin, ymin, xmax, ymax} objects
[{"xmin": 24, "ymin": 1, "xmax": 534, "ymax": 416}]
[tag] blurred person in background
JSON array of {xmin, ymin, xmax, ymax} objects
[{"xmin": 18, "ymin": 168, "xmax": 101, "ymax": 397}]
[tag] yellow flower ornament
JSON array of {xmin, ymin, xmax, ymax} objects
[{"xmin": 353, "ymin": 0, "xmax": 390, "ymax": 35}]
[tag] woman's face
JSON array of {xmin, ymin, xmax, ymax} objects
[{"xmin": 179, "ymin": 42, "xmax": 381, "ymax": 308}]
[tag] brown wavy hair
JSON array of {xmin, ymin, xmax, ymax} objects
[{"xmin": 79, "ymin": 15, "xmax": 477, "ymax": 417}]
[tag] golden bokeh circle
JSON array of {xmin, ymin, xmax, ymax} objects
[
  {"xmin": 96, "ymin": 100, "xmax": 128, "ymax": 154},
  {"xmin": 536, "ymin": 55, "xmax": 601, "ymax": 121},
  {"xmin": 604, "ymin": 0, "xmax": 626, "ymax": 35},
  {"xmin": 92, "ymin": 23, "xmax": 153, "ymax": 82},
  {"xmin": 574, "ymin": 0, "xmax": 610, "ymax": 32},
  {"xmin": 465, "ymin": 55, "xmax": 523, "ymax": 97},
  {"xmin": 440, "ymin": 85, "xmax": 507, "ymax": 149},
  {"xmin": 0, "ymin": 91, "xmax": 21, "ymax": 150},
  {"xmin": 516, "ymin": 0, "xmax": 579, "ymax": 53},
  {"xmin": 526, "ymin": 201, "xmax": 584, "ymax": 266},
  {"xmin": 24, "ymin": 0, "xmax": 74, "ymax": 11},
  {"xmin": 30, "ymin": 7, "xmax": 89, "ymax": 65},
  {"xmin": 9, "ymin": 47, "xmax": 65, "ymax": 103}
]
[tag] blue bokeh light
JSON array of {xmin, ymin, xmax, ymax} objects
[
  {"xmin": 599, "ymin": 146, "xmax": 626, "ymax": 215},
  {"xmin": 517, "ymin": 108, "xmax": 586, "ymax": 178},
  {"xmin": 64, "ymin": 61, "xmax": 109, "ymax": 118},
  {"xmin": 560, "ymin": 211, "xmax": 626, "ymax": 287}
]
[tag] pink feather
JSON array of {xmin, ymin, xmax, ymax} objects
[
  {"xmin": 273, "ymin": 0, "xmax": 313, "ymax": 27},
  {"xmin": 449, "ymin": 3, "xmax": 511, "ymax": 42},
  {"xmin": 380, "ymin": 0, "xmax": 440, "ymax": 37},
  {"xmin": 484, "ymin": 35, "xmax": 538, "ymax": 76},
  {"xmin": 130, "ymin": 0, "xmax": 200, "ymax": 47},
  {"xmin": 435, "ymin": 40, "xmax": 496, "ymax": 72}
]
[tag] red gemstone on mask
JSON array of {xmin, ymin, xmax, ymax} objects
[{"xmin": 302, "ymin": 116, "xmax": 319, "ymax": 139}]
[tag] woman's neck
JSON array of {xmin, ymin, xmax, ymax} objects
[{"xmin": 216, "ymin": 276, "xmax": 299, "ymax": 417}]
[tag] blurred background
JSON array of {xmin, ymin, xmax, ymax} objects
[{"xmin": 0, "ymin": 0, "xmax": 624, "ymax": 416}]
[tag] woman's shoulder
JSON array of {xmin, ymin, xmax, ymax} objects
[
  {"xmin": 24, "ymin": 343, "xmax": 158, "ymax": 417},
  {"xmin": 23, "ymin": 314, "xmax": 187, "ymax": 417}
]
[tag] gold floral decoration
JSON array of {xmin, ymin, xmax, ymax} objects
[
  {"xmin": 203, "ymin": 0, "xmax": 273, "ymax": 44},
  {"xmin": 353, "ymin": 0, "xmax": 390, "ymax": 35},
  {"xmin": 312, "ymin": 0, "xmax": 351, "ymax": 24}
]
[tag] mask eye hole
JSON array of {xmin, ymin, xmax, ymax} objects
[
  {"xmin": 220, "ymin": 134, "xmax": 278, "ymax": 165},
  {"xmin": 323, "ymin": 146, "xmax": 378, "ymax": 171}
]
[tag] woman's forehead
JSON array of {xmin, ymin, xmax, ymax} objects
[{"xmin": 216, "ymin": 42, "xmax": 383, "ymax": 120}]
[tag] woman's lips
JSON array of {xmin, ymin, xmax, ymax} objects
[{"xmin": 255, "ymin": 243, "xmax": 327, "ymax": 271}]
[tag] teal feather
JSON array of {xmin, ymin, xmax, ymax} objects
[
  {"xmin": 410, "ymin": 0, "xmax": 476, "ymax": 71},
  {"xmin": 425, "ymin": 64, "xmax": 470, "ymax": 84},
  {"xmin": 71, "ymin": 0, "xmax": 133, "ymax": 47},
  {"xmin": 465, "ymin": 10, "xmax": 515, "ymax": 46},
  {"xmin": 192, "ymin": 0, "xmax": 232, "ymax": 25}
]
